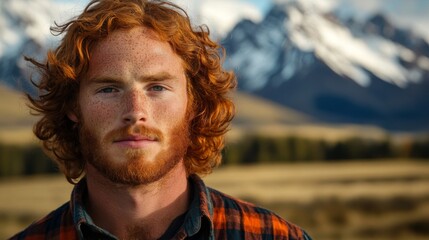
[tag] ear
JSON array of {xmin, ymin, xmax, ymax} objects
[{"xmin": 67, "ymin": 111, "xmax": 79, "ymax": 123}]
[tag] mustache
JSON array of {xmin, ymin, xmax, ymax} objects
[{"xmin": 106, "ymin": 125, "xmax": 163, "ymax": 142}]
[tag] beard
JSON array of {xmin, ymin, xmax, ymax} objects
[{"xmin": 79, "ymin": 118, "xmax": 190, "ymax": 186}]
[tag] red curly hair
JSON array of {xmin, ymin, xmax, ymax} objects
[{"xmin": 27, "ymin": 0, "xmax": 236, "ymax": 184}]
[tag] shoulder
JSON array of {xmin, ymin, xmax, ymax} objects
[
  {"xmin": 8, "ymin": 202, "xmax": 77, "ymax": 240},
  {"xmin": 208, "ymin": 188, "xmax": 311, "ymax": 240}
]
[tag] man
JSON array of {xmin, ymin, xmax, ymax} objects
[{"xmin": 11, "ymin": 0, "xmax": 311, "ymax": 239}]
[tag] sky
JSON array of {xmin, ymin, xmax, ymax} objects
[
  {"xmin": 336, "ymin": 0, "xmax": 429, "ymax": 40},
  {"xmin": 50, "ymin": 0, "xmax": 429, "ymax": 41}
]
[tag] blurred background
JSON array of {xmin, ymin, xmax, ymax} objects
[{"xmin": 1, "ymin": 0, "xmax": 429, "ymax": 239}]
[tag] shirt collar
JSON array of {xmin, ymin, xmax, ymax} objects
[
  {"xmin": 70, "ymin": 178, "xmax": 117, "ymax": 239},
  {"xmin": 69, "ymin": 175, "xmax": 214, "ymax": 239},
  {"xmin": 182, "ymin": 174, "xmax": 214, "ymax": 238}
]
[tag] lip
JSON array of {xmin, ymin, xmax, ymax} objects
[{"xmin": 113, "ymin": 135, "xmax": 157, "ymax": 148}]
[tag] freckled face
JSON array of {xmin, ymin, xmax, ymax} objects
[{"xmin": 73, "ymin": 27, "xmax": 190, "ymax": 185}]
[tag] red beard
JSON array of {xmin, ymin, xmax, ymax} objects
[{"xmin": 80, "ymin": 120, "xmax": 190, "ymax": 186}]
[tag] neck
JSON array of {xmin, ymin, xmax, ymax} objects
[{"xmin": 85, "ymin": 161, "xmax": 190, "ymax": 239}]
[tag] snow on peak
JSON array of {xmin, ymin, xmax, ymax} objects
[
  {"xmin": 285, "ymin": 1, "xmax": 421, "ymax": 88},
  {"xmin": 277, "ymin": 0, "xmax": 337, "ymax": 14},
  {"xmin": 170, "ymin": 0, "xmax": 264, "ymax": 39},
  {"xmin": 0, "ymin": 0, "xmax": 83, "ymax": 57},
  {"xmin": 199, "ymin": 0, "xmax": 263, "ymax": 38}
]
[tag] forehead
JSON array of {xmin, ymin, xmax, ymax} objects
[
  {"xmin": 85, "ymin": 26, "xmax": 184, "ymax": 80},
  {"xmin": 96, "ymin": 26, "xmax": 160, "ymax": 49}
]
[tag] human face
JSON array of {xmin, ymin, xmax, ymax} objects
[{"xmin": 70, "ymin": 27, "xmax": 190, "ymax": 185}]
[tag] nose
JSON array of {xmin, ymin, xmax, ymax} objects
[{"xmin": 122, "ymin": 88, "xmax": 147, "ymax": 125}]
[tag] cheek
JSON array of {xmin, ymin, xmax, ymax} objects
[
  {"xmin": 80, "ymin": 98, "xmax": 118, "ymax": 127},
  {"xmin": 153, "ymin": 98, "xmax": 188, "ymax": 125}
]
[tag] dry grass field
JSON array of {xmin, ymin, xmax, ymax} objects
[
  {"xmin": 1, "ymin": 160, "xmax": 429, "ymax": 240},
  {"xmin": 2, "ymin": 85, "xmax": 428, "ymax": 239}
]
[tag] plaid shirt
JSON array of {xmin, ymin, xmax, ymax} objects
[{"xmin": 10, "ymin": 175, "xmax": 312, "ymax": 240}]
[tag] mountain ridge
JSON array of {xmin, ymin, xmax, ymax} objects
[
  {"xmin": 221, "ymin": 1, "xmax": 429, "ymax": 131},
  {"xmin": 1, "ymin": 0, "xmax": 429, "ymax": 132}
]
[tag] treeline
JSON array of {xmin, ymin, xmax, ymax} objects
[
  {"xmin": 222, "ymin": 135, "xmax": 429, "ymax": 165},
  {"xmin": 1, "ymin": 135, "xmax": 429, "ymax": 178},
  {"xmin": 0, "ymin": 143, "xmax": 57, "ymax": 178}
]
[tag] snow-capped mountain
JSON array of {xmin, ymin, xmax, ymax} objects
[
  {"xmin": 0, "ymin": 0, "xmax": 76, "ymax": 92},
  {"xmin": 1, "ymin": 0, "xmax": 429, "ymax": 131},
  {"xmin": 222, "ymin": 1, "xmax": 429, "ymax": 131}
]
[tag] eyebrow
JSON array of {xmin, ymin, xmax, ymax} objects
[
  {"xmin": 88, "ymin": 72, "xmax": 176, "ymax": 84},
  {"xmin": 139, "ymin": 72, "xmax": 175, "ymax": 82}
]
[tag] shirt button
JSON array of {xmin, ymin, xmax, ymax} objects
[{"xmin": 177, "ymin": 231, "xmax": 187, "ymax": 239}]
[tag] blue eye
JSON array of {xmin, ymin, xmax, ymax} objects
[
  {"xmin": 99, "ymin": 87, "xmax": 117, "ymax": 93},
  {"xmin": 151, "ymin": 85, "xmax": 165, "ymax": 91}
]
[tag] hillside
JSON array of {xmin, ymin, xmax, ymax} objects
[
  {"xmin": 0, "ymin": 85, "xmax": 37, "ymax": 145},
  {"xmin": 0, "ymin": 84, "xmax": 398, "ymax": 145},
  {"xmin": 229, "ymin": 91, "xmax": 390, "ymax": 142}
]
